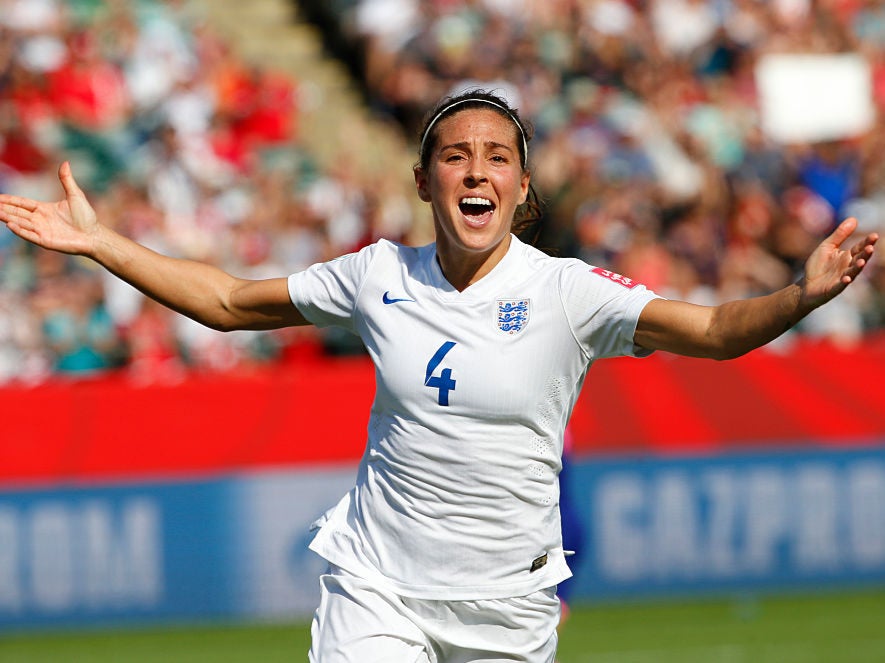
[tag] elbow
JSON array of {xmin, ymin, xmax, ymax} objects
[
  {"xmin": 710, "ymin": 348, "xmax": 746, "ymax": 361},
  {"xmin": 206, "ymin": 315, "xmax": 243, "ymax": 333},
  {"xmin": 702, "ymin": 331, "xmax": 752, "ymax": 361},
  {"xmin": 706, "ymin": 341, "xmax": 753, "ymax": 361},
  {"xmin": 209, "ymin": 291, "xmax": 250, "ymax": 332},
  {"xmin": 191, "ymin": 308, "xmax": 242, "ymax": 333},
  {"xmin": 207, "ymin": 320, "xmax": 235, "ymax": 333}
]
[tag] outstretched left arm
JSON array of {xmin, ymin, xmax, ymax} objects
[{"xmin": 634, "ymin": 217, "xmax": 879, "ymax": 359}]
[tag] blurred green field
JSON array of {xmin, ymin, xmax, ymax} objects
[{"xmin": 2, "ymin": 589, "xmax": 884, "ymax": 663}]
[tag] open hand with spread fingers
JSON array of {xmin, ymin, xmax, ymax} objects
[
  {"xmin": 800, "ymin": 217, "xmax": 879, "ymax": 311},
  {"xmin": 0, "ymin": 161, "xmax": 100, "ymax": 257}
]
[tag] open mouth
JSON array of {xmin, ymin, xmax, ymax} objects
[{"xmin": 459, "ymin": 196, "xmax": 496, "ymax": 224}]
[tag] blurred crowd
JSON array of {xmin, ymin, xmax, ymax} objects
[
  {"xmin": 339, "ymin": 0, "xmax": 885, "ymax": 337},
  {"xmin": 1, "ymin": 0, "xmax": 885, "ymax": 384},
  {"xmin": 0, "ymin": 0, "xmax": 417, "ymax": 383}
]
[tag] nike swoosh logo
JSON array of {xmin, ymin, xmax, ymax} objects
[{"xmin": 383, "ymin": 291, "xmax": 415, "ymax": 305}]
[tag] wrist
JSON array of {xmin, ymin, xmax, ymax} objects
[
  {"xmin": 86, "ymin": 222, "xmax": 112, "ymax": 262},
  {"xmin": 793, "ymin": 277, "xmax": 823, "ymax": 319}
]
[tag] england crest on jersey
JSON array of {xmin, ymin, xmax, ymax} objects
[{"xmin": 497, "ymin": 299, "xmax": 530, "ymax": 334}]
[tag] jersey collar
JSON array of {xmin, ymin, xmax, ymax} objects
[{"xmin": 426, "ymin": 234, "xmax": 525, "ymax": 302}]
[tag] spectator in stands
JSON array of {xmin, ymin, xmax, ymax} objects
[
  {"xmin": 121, "ymin": 293, "xmax": 183, "ymax": 383},
  {"xmin": 38, "ymin": 270, "xmax": 124, "ymax": 374},
  {"xmin": 0, "ymin": 288, "xmax": 50, "ymax": 384},
  {"xmin": 47, "ymin": 28, "xmax": 133, "ymax": 192}
]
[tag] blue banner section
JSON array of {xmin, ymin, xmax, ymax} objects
[
  {"xmin": 564, "ymin": 448, "xmax": 885, "ymax": 600},
  {"xmin": 0, "ymin": 470, "xmax": 354, "ymax": 631},
  {"xmin": 0, "ymin": 479, "xmax": 238, "ymax": 629},
  {"xmin": 3, "ymin": 450, "xmax": 885, "ymax": 630}
]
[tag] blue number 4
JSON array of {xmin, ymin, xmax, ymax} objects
[{"xmin": 425, "ymin": 342, "xmax": 457, "ymax": 406}]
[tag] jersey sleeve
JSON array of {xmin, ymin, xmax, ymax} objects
[
  {"xmin": 287, "ymin": 242, "xmax": 381, "ymax": 332},
  {"xmin": 559, "ymin": 259, "xmax": 663, "ymax": 360}
]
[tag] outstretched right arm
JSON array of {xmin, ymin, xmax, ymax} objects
[{"xmin": 0, "ymin": 162, "xmax": 309, "ymax": 331}]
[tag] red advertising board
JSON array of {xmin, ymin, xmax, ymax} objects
[{"xmin": 2, "ymin": 335, "xmax": 884, "ymax": 486}]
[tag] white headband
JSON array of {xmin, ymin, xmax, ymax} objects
[{"xmin": 419, "ymin": 98, "xmax": 528, "ymax": 168}]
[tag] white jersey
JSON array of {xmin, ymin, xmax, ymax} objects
[{"xmin": 288, "ymin": 235, "xmax": 661, "ymax": 600}]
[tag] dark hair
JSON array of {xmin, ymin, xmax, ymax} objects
[{"xmin": 417, "ymin": 89, "xmax": 544, "ymax": 241}]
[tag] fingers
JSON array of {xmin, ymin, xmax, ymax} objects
[
  {"xmin": 58, "ymin": 161, "xmax": 84, "ymax": 199},
  {"xmin": 0, "ymin": 194, "xmax": 39, "ymax": 214},
  {"xmin": 849, "ymin": 231, "xmax": 878, "ymax": 262},
  {"xmin": 0, "ymin": 202, "xmax": 36, "ymax": 239},
  {"xmin": 838, "ymin": 232, "xmax": 878, "ymax": 286},
  {"xmin": 826, "ymin": 217, "xmax": 858, "ymax": 249},
  {"xmin": 0, "ymin": 200, "xmax": 38, "ymax": 243}
]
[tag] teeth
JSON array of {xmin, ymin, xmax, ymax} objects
[{"xmin": 460, "ymin": 197, "xmax": 493, "ymax": 207}]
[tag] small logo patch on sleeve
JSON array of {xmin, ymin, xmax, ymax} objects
[
  {"xmin": 591, "ymin": 267, "xmax": 638, "ymax": 289},
  {"xmin": 530, "ymin": 553, "xmax": 548, "ymax": 573}
]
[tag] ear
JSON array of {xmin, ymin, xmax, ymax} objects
[
  {"xmin": 518, "ymin": 170, "xmax": 531, "ymax": 205},
  {"xmin": 414, "ymin": 165, "xmax": 432, "ymax": 203}
]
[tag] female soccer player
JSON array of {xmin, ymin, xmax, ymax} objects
[{"xmin": 0, "ymin": 90, "xmax": 877, "ymax": 662}]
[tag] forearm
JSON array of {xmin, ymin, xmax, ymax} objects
[
  {"xmin": 639, "ymin": 218, "xmax": 878, "ymax": 359},
  {"xmin": 0, "ymin": 162, "xmax": 247, "ymax": 326},
  {"xmin": 89, "ymin": 224, "xmax": 253, "ymax": 331},
  {"xmin": 706, "ymin": 282, "xmax": 809, "ymax": 359},
  {"xmin": 636, "ymin": 282, "xmax": 813, "ymax": 360}
]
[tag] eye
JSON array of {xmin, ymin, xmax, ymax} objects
[{"xmin": 490, "ymin": 155, "xmax": 508, "ymax": 163}]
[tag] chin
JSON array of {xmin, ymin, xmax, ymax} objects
[{"xmin": 459, "ymin": 230, "xmax": 509, "ymax": 253}]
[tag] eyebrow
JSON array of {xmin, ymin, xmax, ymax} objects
[{"xmin": 439, "ymin": 140, "xmax": 517, "ymax": 154}]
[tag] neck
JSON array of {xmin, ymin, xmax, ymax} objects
[{"xmin": 436, "ymin": 234, "xmax": 512, "ymax": 292}]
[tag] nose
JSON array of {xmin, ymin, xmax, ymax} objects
[{"xmin": 464, "ymin": 162, "xmax": 488, "ymax": 186}]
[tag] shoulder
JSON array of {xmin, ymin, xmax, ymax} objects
[
  {"xmin": 519, "ymin": 244, "xmax": 602, "ymax": 292},
  {"xmin": 546, "ymin": 252, "xmax": 642, "ymax": 292},
  {"xmin": 497, "ymin": 240, "xmax": 586, "ymax": 301},
  {"xmin": 314, "ymin": 238, "xmax": 409, "ymax": 273},
  {"xmin": 510, "ymin": 240, "xmax": 654, "ymax": 296},
  {"xmin": 548, "ymin": 253, "xmax": 662, "ymax": 313},
  {"xmin": 511, "ymin": 237, "xmax": 570, "ymax": 276},
  {"xmin": 323, "ymin": 239, "xmax": 434, "ymax": 294},
  {"xmin": 368, "ymin": 238, "xmax": 429, "ymax": 267}
]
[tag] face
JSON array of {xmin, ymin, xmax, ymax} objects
[{"xmin": 415, "ymin": 108, "xmax": 530, "ymax": 265}]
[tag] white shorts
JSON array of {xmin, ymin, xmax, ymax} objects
[{"xmin": 309, "ymin": 565, "xmax": 560, "ymax": 663}]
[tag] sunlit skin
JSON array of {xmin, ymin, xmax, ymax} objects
[{"xmin": 414, "ymin": 108, "xmax": 530, "ymax": 292}]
